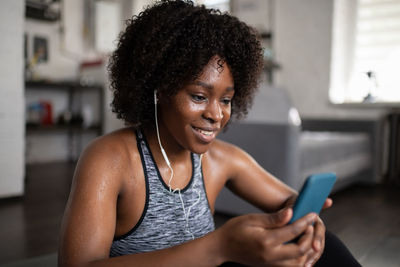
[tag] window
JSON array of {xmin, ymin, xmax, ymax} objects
[
  {"xmin": 196, "ymin": 0, "xmax": 230, "ymax": 13},
  {"xmin": 330, "ymin": 0, "xmax": 400, "ymax": 104}
]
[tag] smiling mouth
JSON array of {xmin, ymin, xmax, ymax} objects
[
  {"xmin": 192, "ymin": 126, "xmax": 219, "ymax": 142},
  {"xmin": 196, "ymin": 128, "xmax": 213, "ymax": 136}
]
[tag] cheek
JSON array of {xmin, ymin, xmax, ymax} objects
[
  {"xmin": 171, "ymin": 98, "xmax": 203, "ymax": 123},
  {"xmin": 186, "ymin": 101, "xmax": 203, "ymax": 113},
  {"xmin": 222, "ymin": 106, "xmax": 231, "ymax": 125},
  {"xmin": 177, "ymin": 95, "xmax": 208, "ymax": 115}
]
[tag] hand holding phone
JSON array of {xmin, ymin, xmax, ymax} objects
[{"xmin": 289, "ymin": 173, "xmax": 336, "ymax": 224}]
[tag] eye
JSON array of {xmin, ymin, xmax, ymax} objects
[
  {"xmin": 191, "ymin": 94, "xmax": 207, "ymax": 102},
  {"xmin": 221, "ymin": 98, "xmax": 232, "ymax": 105}
]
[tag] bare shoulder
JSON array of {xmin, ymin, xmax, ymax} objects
[
  {"xmin": 206, "ymin": 139, "xmax": 256, "ymax": 171},
  {"xmin": 207, "ymin": 139, "xmax": 241, "ymax": 158},
  {"xmin": 59, "ymin": 128, "xmax": 140, "ymax": 265},
  {"xmin": 72, "ymin": 127, "xmax": 138, "ymax": 193},
  {"xmin": 81, "ymin": 127, "xmax": 136, "ymax": 163}
]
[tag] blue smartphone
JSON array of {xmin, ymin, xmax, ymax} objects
[{"xmin": 288, "ymin": 173, "xmax": 336, "ymax": 224}]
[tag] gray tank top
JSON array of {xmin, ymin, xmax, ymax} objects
[{"xmin": 110, "ymin": 130, "xmax": 215, "ymax": 256}]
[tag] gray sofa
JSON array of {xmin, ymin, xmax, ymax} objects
[{"xmin": 214, "ymin": 85, "xmax": 380, "ymax": 215}]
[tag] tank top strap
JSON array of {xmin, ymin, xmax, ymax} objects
[
  {"xmin": 136, "ymin": 128, "xmax": 144, "ymax": 141},
  {"xmin": 191, "ymin": 153, "xmax": 202, "ymax": 185},
  {"xmin": 135, "ymin": 129, "xmax": 160, "ymax": 186}
]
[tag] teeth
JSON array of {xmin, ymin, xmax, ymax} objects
[{"xmin": 197, "ymin": 129, "xmax": 213, "ymax": 136}]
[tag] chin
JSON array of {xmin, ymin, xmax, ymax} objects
[{"xmin": 189, "ymin": 142, "xmax": 213, "ymax": 155}]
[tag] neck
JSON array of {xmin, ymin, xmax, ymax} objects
[
  {"xmin": 143, "ymin": 125, "xmax": 191, "ymax": 167},
  {"xmin": 143, "ymin": 125, "xmax": 193, "ymax": 190}
]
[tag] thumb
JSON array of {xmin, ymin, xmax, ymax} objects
[{"xmin": 261, "ymin": 208, "xmax": 293, "ymax": 228}]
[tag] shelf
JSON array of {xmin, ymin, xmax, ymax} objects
[
  {"xmin": 25, "ymin": 80, "xmax": 103, "ymax": 92},
  {"xmin": 25, "ymin": 79, "xmax": 104, "ymax": 162},
  {"xmin": 26, "ymin": 1, "xmax": 60, "ymax": 22}
]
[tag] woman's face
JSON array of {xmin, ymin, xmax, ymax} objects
[{"xmin": 158, "ymin": 57, "xmax": 234, "ymax": 154}]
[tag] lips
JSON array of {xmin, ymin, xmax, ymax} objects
[
  {"xmin": 192, "ymin": 126, "xmax": 219, "ymax": 143},
  {"xmin": 197, "ymin": 128, "xmax": 213, "ymax": 136}
]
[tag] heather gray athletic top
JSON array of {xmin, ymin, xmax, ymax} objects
[{"xmin": 109, "ymin": 130, "xmax": 215, "ymax": 257}]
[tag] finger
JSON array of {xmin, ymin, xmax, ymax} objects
[
  {"xmin": 312, "ymin": 217, "xmax": 326, "ymax": 252},
  {"xmin": 253, "ymin": 208, "xmax": 293, "ymax": 228},
  {"xmin": 262, "ymin": 212, "xmax": 317, "ymax": 246},
  {"xmin": 272, "ymin": 253, "xmax": 309, "ymax": 267},
  {"xmin": 322, "ymin": 198, "xmax": 333, "ymax": 210},
  {"xmin": 298, "ymin": 226, "xmax": 318, "ymax": 267},
  {"xmin": 297, "ymin": 225, "xmax": 315, "ymax": 256},
  {"xmin": 271, "ymin": 224, "xmax": 314, "ymax": 261},
  {"xmin": 306, "ymin": 254, "xmax": 320, "ymax": 267},
  {"xmin": 304, "ymin": 248, "xmax": 318, "ymax": 267}
]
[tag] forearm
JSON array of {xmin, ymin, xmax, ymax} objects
[{"xmin": 81, "ymin": 230, "xmax": 226, "ymax": 267}]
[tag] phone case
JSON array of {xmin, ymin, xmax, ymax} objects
[{"xmin": 289, "ymin": 173, "xmax": 336, "ymax": 224}]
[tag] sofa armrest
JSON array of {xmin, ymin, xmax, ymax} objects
[
  {"xmin": 301, "ymin": 118, "xmax": 383, "ymax": 184},
  {"xmin": 215, "ymin": 122, "xmax": 301, "ymax": 215},
  {"xmin": 218, "ymin": 122, "xmax": 301, "ymax": 187}
]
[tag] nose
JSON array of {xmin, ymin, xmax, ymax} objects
[{"xmin": 203, "ymin": 100, "xmax": 223, "ymax": 123}]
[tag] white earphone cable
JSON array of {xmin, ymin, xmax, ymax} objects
[
  {"xmin": 154, "ymin": 90, "xmax": 202, "ymax": 240},
  {"xmin": 154, "ymin": 90, "xmax": 174, "ymax": 192}
]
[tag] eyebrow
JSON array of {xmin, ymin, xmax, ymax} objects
[{"xmin": 193, "ymin": 80, "xmax": 234, "ymax": 91}]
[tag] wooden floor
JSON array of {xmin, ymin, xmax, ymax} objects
[
  {"xmin": 0, "ymin": 162, "xmax": 399, "ymax": 266},
  {"xmin": 0, "ymin": 162, "xmax": 73, "ymax": 265},
  {"xmin": 321, "ymin": 183, "xmax": 400, "ymax": 266}
]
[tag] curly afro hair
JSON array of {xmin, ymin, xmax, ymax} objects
[{"xmin": 109, "ymin": 0, "xmax": 263, "ymax": 128}]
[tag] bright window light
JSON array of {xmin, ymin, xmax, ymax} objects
[
  {"xmin": 196, "ymin": 0, "xmax": 230, "ymax": 13},
  {"xmin": 330, "ymin": 0, "xmax": 400, "ymax": 103}
]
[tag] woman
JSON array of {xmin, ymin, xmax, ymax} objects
[{"xmin": 58, "ymin": 1, "xmax": 360, "ymax": 266}]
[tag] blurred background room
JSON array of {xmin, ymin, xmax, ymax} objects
[{"xmin": 0, "ymin": 0, "xmax": 399, "ymax": 266}]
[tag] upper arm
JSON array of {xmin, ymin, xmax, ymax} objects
[
  {"xmin": 58, "ymin": 138, "xmax": 126, "ymax": 266},
  {"xmin": 217, "ymin": 141, "xmax": 297, "ymax": 212}
]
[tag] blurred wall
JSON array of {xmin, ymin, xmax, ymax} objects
[{"xmin": 0, "ymin": 0, "xmax": 25, "ymax": 197}]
